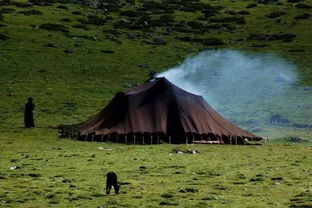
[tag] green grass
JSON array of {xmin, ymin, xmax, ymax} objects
[
  {"xmin": 1, "ymin": 0, "xmax": 312, "ymax": 207},
  {"xmin": 0, "ymin": 128, "xmax": 312, "ymax": 207}
]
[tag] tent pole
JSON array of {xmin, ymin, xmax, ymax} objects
[
  {"xmin": 101, "ymin": 135, "xmax": 104, "ymax": 142},
  {"xmin": 125, "ymin": 135, "xmax": 127, "ymax": 144},
  {"xmin": 143, "ymin": 135, "xmax": 145, "ymax": 145},
  {"xmin": 186, "ymin": 134, "xmax": 188, "ymax": 145},
  {"xmin": 150, "ymin": 135, "xmax": 153, "ymax": 144},
  {"xmin": 235, "ymin": 136, "xmax": 238, "ymax": 145},
  {"xmin": 85, "ymin": 134, "xmax": 88, "ymax": 142},
  {"xmin": 108, "ymin": 134, "xmax": 110, "ymax": 143},
  {"xmin": 169, "ymin": 136, "xmax": 171, "ymax": 144},
  {"xmin": 134, "ymin": 134, "xmax": 136, "ymax": 144},
  {"xmin": 91, "ymin": 134, "xmax": 94, "ymax": 142},
  {"xmin": 157, "ymin": 134, "xmax": 159, "ymax": 144},
  {"xmin": 230, "ymin": 136, "xmax": 232, "ymax": 145}
]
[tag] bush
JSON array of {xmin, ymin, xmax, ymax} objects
[
  {"xmin": 202, "ymin": 37, "xmax": 224, "ymax": 46},
  {"xmin": 266, "ymin": 11, "xmax": 286, "ymax": 18},
  {"xmin": 0, "ymin": 34, "xmax": 9, "ymax": 41},
  {"xmin": 248, "ymin": 33, "xmax": 296, "ymax": 42},
  {"xmin": 56, "ymin": 5, "xmax": 68, "ymax": 10},
  {"xmin": 1, "ymin": 8, "xmax": 16, "ymax": 13},
  {"xmin": 18, "ymin": 9, "xmax": 43, "ymax": 15},
  {"xmin": 39, "ymin": 23, "xmax": 69, "ymax": 33},
  {"xmin": 79, "ymin": 15, "xmax": 107, "ymax": 26},
  {"xmin": 294, "ymin": 13, "xmax": 311, "ymax": 19},
  {"xmin": 210, "ymin": 16, "xmax": 246, "ymax": 24},
  {"xmin": 295, "ymin": 3, "xmax": 312, "ymax": 9}
]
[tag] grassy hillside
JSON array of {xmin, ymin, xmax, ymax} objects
[
  {"xmin": 0, "ymin": 0, "xmax": 312, "ymax": 129},
  {"xmin": 1, "ymin": 0, "xmax": 312, "ymax": 207}
]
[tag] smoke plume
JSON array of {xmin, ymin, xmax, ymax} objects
[{"xmin": 158, "ymin": 50, "xmax": 311, "ymax": 136}]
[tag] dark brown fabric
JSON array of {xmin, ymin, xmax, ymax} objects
[{"xmin": 78, "ymin": 78, "xmax": 262, "ymax": 142}]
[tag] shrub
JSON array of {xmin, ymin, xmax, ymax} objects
[
  {"xmin": 61, "ymin": 18, "xmax": 71, "ymax": 22},
  {"xmin": 39, "ymin": 23, "xmax": 69, "ymax": 33},
  {"xmin": 1, "ymin": 8, "xmax": 16, "ymax": 13},
  {"xmin": 295, "ymin": 3, "xmax": 312, "ymax": 8},
  {"xmin": 202, "ymin": 37, "xmax": 224, "ymax": 46},
  {"xmin": 248, "ymin": 33, "xmax": 296, "ymax": 42},
  {"xmin": 266, "ymin": 11, "xmax": 286, "ymax": 18},
  {"xmin": 72, "ymin": 11, "xmax": 82, "ymax": 15},
  {"xmin": 18, "ymin": 9, "xmax": 43, "ymax": 15},
  {"xmin": 210, "ymin": 16, "xmax": 246, "ymax": 24},
  {"xmin": 294, "ymin": 13, "xmax": 311, "ymax": 19},
  {"xmin": 0, "ymin": 34, "xmax": 9, "ymax": 41},
  {"xmin": 79, "ymin": 15, "xmax": 106, "ymax": 26},
  {"xmin": 56, "ymin": 5, "xmax": 68, "ymax": 10}
]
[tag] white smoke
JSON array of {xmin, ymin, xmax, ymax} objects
[{"xmin": 158, "ymin": 50, "xmax": 301, "ymax": 128}]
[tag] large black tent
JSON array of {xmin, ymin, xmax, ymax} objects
[{"xmin": 74, "ymin": 77, "xmax": 262, "ymax": 144}]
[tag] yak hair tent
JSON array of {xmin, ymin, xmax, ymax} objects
[{"xmin": 63, "ymin": 77, "xmax": 262, "ymax": 144}]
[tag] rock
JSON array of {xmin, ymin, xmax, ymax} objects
[{"xmin": 153, "ymin": 37, "xmax": 166, "ymax": 45}]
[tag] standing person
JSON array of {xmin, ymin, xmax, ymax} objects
[{"xmin": 24, "ymin": 97, "xmax": 35, "ymax": 128}]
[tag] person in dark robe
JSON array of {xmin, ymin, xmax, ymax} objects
[{"xmin": 24, "ymin": 97, "xmax": 35, "ymax": 128}]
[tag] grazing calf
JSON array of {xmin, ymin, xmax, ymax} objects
[{"xmin": 106, "ymin": 172, "xmax": 120, "ymax": 195}]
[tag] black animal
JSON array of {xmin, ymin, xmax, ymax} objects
[{"xmin": 106, "ymin": 172, "xmax": 120, "ymax": 194}]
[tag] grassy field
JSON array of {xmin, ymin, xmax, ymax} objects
[
  {"xmin": 1, "ymin": 0, "xmax": 312, "ymax": 207},
  {"xmin": 0, "ymin": 128, "xmax": 312, "ymax": 208}
]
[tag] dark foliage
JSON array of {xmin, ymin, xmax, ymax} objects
[
  {"xmin": 72, "ymin": 24, "xmax": 89, "ymax": 30},
  {"xmin": 210, "ymin": 16, "xmax": 246, "ymax": 24},
  {"xmin": 256, "ymin": 0, "xmax": 279, "ymax": 4},
  {"xmin": 79, "ymin": 15, "xmax": 107, "ymax": 26},
  {"xmin": 72, "ymin": 11, "xmax": 82, "ymax": 15},
  {"xmin": 61, "ymin": 18, "xmax": 71, "ymax": 22},
  {"xmin": 57, "ymin": 5, "xmax": 68, "ymax": 10},
  {"xmin": 266, "ymin": 11, "xmax": 286, "ymax": 18},
  {"xmin": 248, "ymin": 33, "xmax": 296, "ymax": 42},
  {"xmin": 1, "ymin": 8, "xmax": 16, "ymax": 13},
  {"xmin": 0, "ymin": 34, "xmax": 9, "ymax": 41},
  {"xmin": 294, "ymin": 13, "xmax": 311, "ymax": 19},
  {"xmin": 287, "ymin": 0, "xmax": 303, "ymax": 3},
  {"xmin": 18, "ymin": 9, "xmax": 43, "ymax": 15},
  {"xmin": 246, "ymin": 3, "xmax": 257, "ymax": 8},
  {"xmin": 295, "ymin": 3, "xmax": 312, "ymax": 8},
  {"xmin": 39, "ymin": 23, "xmax": 69, "ymax": 33}
]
